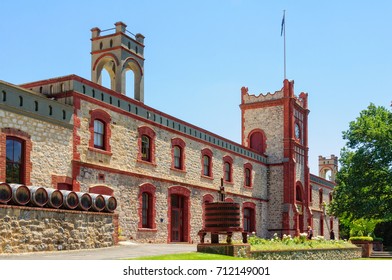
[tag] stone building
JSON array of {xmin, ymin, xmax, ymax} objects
[{"xmin": 0, "ymin": 22, "xmax": 338, "ymax": 244}]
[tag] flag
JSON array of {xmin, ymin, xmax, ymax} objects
[{"xmin": 281, "ymin": 11, "xmax": 285, "ymax": 36}]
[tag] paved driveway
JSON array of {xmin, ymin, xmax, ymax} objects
[{"xmin": 0, "ymin": 242, "xmax": 197, "ymax": 260}]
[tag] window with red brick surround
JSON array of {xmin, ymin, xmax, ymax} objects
[
  {"xmin": 201, "ymin": 148, "xmax": 213, "ymax": 178},
  {"xmin": 171, "ymin": 138, "xmax": 186, "ymax": 171},
  {"xmin": 248, "ymin": 129, "xmax": 267, "ymax": 154},
  {"xmin": 319, "ymin": 188, "xmax": 323, "ymax": 209},
  {"xmin": 244, "ymin": 163, "xmax": 253, "ymax": 188},
  {"xmin": 0, "ymin": 128, "xmax": 32, "ymax": 185},
  {"xmin": 137, "ymin": 126, "xmax": 156, "ymax": 165},
  {"xmin": 89, "ymin": 109, "xmax": 112, "ymax": 155},
  {"xmin": 223, "ymin": 155, "xmax": 233, "ymax": 183},
  {"xmin": 138, "ymin": 183, "xmax": 156, "ymax": 230},
  {"xmin": 243, "ymin": 202, "xmax": 256, "ymax": 233}
]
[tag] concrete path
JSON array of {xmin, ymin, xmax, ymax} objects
[{"xmin": 0, "ymin": 242, "xmax": 197, "ymax": 260}]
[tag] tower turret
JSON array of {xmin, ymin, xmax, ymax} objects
[{"xmin": 91, "ymin": 22, "xmax": 145, "ymax": 102}]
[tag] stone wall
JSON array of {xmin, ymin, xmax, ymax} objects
[
  {"xmin": 0, "ymin": 205, "xmax": 116, "ymax": 254},
  {"xmin": 0, "ymin": 109, "xmax": 73, "ymax": 186},
  {"xmin": 251, "ymin": 247, "xmax": 362, "ymax": 260}
]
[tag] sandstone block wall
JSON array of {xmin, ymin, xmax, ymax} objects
[
  {"xmin": 0, "ymin": 109, "xmax": 73, "ymax": 186},
  {"xmin": 0, "ymin": 205, "xmax": 115, "ymax": 254}
]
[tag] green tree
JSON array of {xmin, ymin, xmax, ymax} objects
[{"xmin": 329, "ymin": 103, "xmax": 392, "ymax": 222}]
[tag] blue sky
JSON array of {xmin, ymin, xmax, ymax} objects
[{"xmin": 0, "ymin": 0, "xmax": 391, "ymax": 174}]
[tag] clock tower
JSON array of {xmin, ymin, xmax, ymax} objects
[{"xmin": 240, "ymin": 79, "xmax": 311, "ymax": 236}]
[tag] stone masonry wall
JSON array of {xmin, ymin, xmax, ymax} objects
[
  {"xmin": 77, "ymin": 101, "xmax": 267, "ymax": 198},
  {"xmin": 0, "ymin": 205, "xmax": 115, "ymax": 254},
  {"xmin": 0, "ymin": 109, "xmax": 73, "ymax": 186},
  {"xmin": 242, "ymin": 105, "xmax": 284, "ymax": 164},
  {"xmin": 77, "ymin": 166, "xmax": 267, "ymax": 243}
]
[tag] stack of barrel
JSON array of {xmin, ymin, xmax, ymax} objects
[{"xmin": 0, "ymin": 182, "xmax": 117, "ymax": 213}]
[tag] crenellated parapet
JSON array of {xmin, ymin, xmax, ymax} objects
[{"xmin": 241, "ymin": 86, "xmax": 284, "ymax": 105}]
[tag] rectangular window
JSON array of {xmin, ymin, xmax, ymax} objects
[
  {"xmin": 141, "ymin": 135, "xmax": 151, "ymax": 161},
  {"xmin": 173, "ymin": 146, "xmax": 181, "ymax": 169},
  {"xmin": 203, "ymin": 155, "xmax": 210, "ymax": 176},
  {"xmin": 6, "ymin": 138, "xmax": 24, "ymax": 184},
  {"xmin": 142, "ymin": 192, "xmax": 150, "ymax": 228},
  {"xmin": 94, "ymin": 120, "xmax": 104, "ymax": 149}
]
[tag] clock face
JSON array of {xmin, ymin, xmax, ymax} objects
[{"xmin": 295, "ymin": 123, "xmax": 301, "ymax": 139}]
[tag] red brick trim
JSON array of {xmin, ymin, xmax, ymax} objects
[
  {"xmin": 73, "ymin": 160, "xmax": 269, "ymax": 203},
  {"xmin": 138, "ymin": 183, "xmax": 156, "ymax": 230},
  {"xmin": 92, "ymin": 53, "xmax": 120, "ymax": 71},
  {"xmin": 89, "ymin": 185, "xmax": 114, "ymax": 196},
  {"xmin": 171, "ymin": 138, "xmax": 186, "ymax": 171},
  {"xmin": 123, "ymin": 57, "xmax": 144, "ymax": 75},
  {"xmin": 167, "ymin": 186, "xmax": 191, "ymax": 243},
  {"xmin": 0, "ymin": 128, "xmax": 32, "ymax": 185},
  {"xmin": 89, "ymin": 108, "xmax": 112, "ymax": 153},
  {"xmin": 52, "ymin": 175, "xmax": 73, "ymax": 189}
]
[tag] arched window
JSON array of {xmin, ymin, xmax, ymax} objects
[
  {"xmin": 141, "ymin": 135, "xmax": 151, "ymax": 161},
  {"xmin": 137, "ymin": 126, "xmax": 156, "ymax": 164},
  {"xmin": 319, "ymin": 189, "xmax": 323, "ymax": 209},
  {"xmin": 244, "ymin": 163, "xmax": 253, "ymax": 188},
  {"xmin": 89, "ymin": 109, "xmax": 112, "ymax": 154},
  {"xmin": 142, "ymin": 192, "xmax": 152, "ymax": 228},
  {"xmin": 6, "ymin": 138, "xmax": 24, "ymax": 184},
  {"xmin": 243, "ymin": 202, "xmax": 256, "ymax": 233},
  {"xmin": 203, "ymin": 155, "xmax": 211, "ymax": 176},
  {"xmin": 248, "ymin": 129, "xmax": 266, "ymax": 154},
  {"xmin": 173, "ymin": 146, "xmax": 181, "ymax": 169},
  {"xmin": 223, "ymin": 155, "xmax": 233, "ymax": 183},
  {"xmin": 201, "ymin": 148, "xmax": 213, "ymax": 178},
  {"xmin": 138, "ymin": 183, "xmax": 156, "ymax": 230},
  {"xmin": 224, "ymin": 162, "xmax": 231, "ymax": 182},
  {"xmin": 171, "ymin": 138, "xmax": 186, "ymax": 171}
]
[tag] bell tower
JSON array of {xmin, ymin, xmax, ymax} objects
[
  {"xmin": 91, "ymin": 22, "xmax": 145, "ymax": 102},
  {"xmin": 318, "ymin": 155, "xmax": 338, "ymax": 182},
  {"xmin": 240, "ymin": 79, "xmax": 311, "ymax": 236}
]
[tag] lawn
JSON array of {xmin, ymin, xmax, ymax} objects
[{"xmin": 129, "ymin": 252, "xmax": 244, "ymax": 260}]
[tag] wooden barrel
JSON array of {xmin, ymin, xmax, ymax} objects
[
  {"xmin": 29, "ymin": 186, "xmax": 49, "ymax": 207},
  {"xmin": 204, "ymin": 202, "xmax": 242, "ymax": 232},
  {"xmin": 90, "ymin": 193, "xmax": 105, "ymax": 212},
  {"xmin": 45, "ymin": 188, "xmax": 63, "ymax": 208},
  {"xmin": 0, "ymin": 182, "xmax": 12, "ymax": 204},
  {"xmin": 10, "ymin": 184, "xmax": 31, "ymax": 206},
  {"xmin": 76, "ymin": 192, "xmax": 92, "ymax": 211},
  {"xmin": 102, "ymin": 195, "xmax": 117, "ymax": 213},
  {"xmin": 60, "ymin": 190, "xmax": 79, "ymax": 210}
]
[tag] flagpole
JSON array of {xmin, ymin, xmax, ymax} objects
[{"xmin": 283, "ymin": 10, "xmax": 286, "ymax": 80}]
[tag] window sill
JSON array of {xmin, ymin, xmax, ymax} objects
[
  {"xmin": 201, "ymin": 175, "xmax": 213, "ymax": 180},
  {"xmin": 138, "ymin": 228, "xmax": 157, "ymax": 232},
  {"xmin": 88, "ymin": 147, "xmax": 112, "ymax": 156},
  {"xmin": 137, "ymin": 159, "xmax": 157, "ymax": 167},
  {"xmin": 243, "ymin": 185, "xmax": 253, "ymax": 190},
  {"xmin": 170, "ymin": 167, "xmax": 187, "ymax": 173},
  {"xmin": 223, "ymin": 181, "xmax": 234, "ymax": 185}
]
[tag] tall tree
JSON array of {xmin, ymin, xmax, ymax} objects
[{"xmin": 329, "ymin": 104, "xmax": 392, "ymax": 222}]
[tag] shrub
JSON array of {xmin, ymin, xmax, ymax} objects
[{"xmin": 349, "ymin": 236, "xmax": 373, "ymax": 242}]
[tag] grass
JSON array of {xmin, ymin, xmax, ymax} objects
[{"xmin": 129, "ymin": 252, "xmax": 244, "ymax": 260}]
